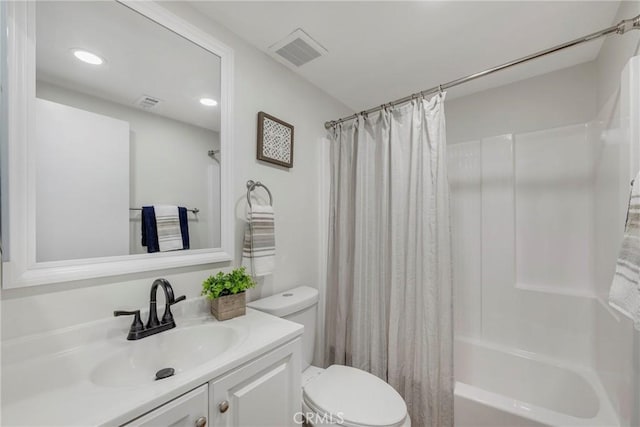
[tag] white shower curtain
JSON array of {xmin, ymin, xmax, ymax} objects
[{"xmin": 325, "ymin": 94, "xmax": 453, "ymax": 427}]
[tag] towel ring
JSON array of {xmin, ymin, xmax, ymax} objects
[{"xmin": 246, "ymin": 180, "xmax": 273, "ymax": 207}]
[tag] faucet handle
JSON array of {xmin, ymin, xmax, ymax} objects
[
  {"xmin": 114, "ymin": 309, "xmax": 139, "ymax": 316},
  {"xmin": 171, "ymin": 295, "xmax": 186, "ymax": 305},
  {"xmin": 114, "ymin": 310, "xmax": 144, "ymax": 333}
]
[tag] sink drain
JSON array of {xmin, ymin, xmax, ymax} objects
[{"xmin": 155, "ymin": 367, "xmax": 175, "ymax": 381}]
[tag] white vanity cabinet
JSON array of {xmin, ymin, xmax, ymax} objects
[
  {"xmin": 121, "ymin": 338, "xmax": 301, "ymax": 427},
  {"xmin": 124, "ymin": 385, "xmax": 209, "ymax": 427},
  {"xmin": 209, "ymin": 339, "xmax": 301, "ymax": 427}
]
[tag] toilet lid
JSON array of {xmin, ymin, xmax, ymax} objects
[{"xmin": 303, "ymin": 365, "xmax": 407, "ymax": 427}]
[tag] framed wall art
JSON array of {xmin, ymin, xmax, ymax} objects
[{"xmin": 257, "ymin": 111, "xmax": 294, "ymax": 168}]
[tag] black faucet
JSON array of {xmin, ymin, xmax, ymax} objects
[{"xmin": 114, "ymin": 278, "xmax": 186, "ymax": 340}]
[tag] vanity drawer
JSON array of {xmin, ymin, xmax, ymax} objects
[{"xmin": 124, "ymin": 384, "xmax": 209, "ymax": 427}]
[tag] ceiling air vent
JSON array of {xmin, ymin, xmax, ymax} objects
[
  {"xmin": 134, "ymin": 95, "xmax": 161, "ymax": 110},
  {"xmin": 268, "ymin": 28, "xmax": 328, "ymax": 68}
]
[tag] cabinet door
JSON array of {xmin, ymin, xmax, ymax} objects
[
  {"xmin": 125, "ymin": 384, "xmax": 209, "ymax": 427},
  {"xmin": 210, "ymin": 339, "xmax": 301, "ymax": 427}
]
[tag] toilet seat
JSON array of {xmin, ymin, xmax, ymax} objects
[{"xmin": 303, "ymin": 365, "xmax": 408, "ymax": 427}]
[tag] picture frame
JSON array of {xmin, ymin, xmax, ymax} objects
[{"xmin": 257, "ymin": 111, "xmax": 294, "ymax": 168}]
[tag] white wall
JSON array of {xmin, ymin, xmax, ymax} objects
[
  {"xmin": 1, "ymin": 2, "xmax": 351, "ymax": 340},
  {"xmin": 35, "ymin": 98, "xmax": 130, "ymax": 262},
  {"xmin": 446, "ymin": 62, "xmax": 597, "ymax": 144},
  {"xmin": 593, "ymin": 3, "xmax": 640, "ymax": 425},
  {"xmin": 596, "ymin": 1, "xmax": 640, "ymax": 111},
  {"xmin": 0, "ymin": 2, "xmax": 8, "ymax": 262},
  {"xmin": 36, "ymin": 81, "xmax": 220, "ymax": 253},
  {"xmin": 447, "ymin": 62, "xmax": 599, "ymax": 365},
  {"xmin": 592, "ymin": 2, "xmax": 640, "ymax": 421}
]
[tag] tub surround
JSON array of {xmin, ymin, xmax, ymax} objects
[{"xmin": 1, "ymin": 297, "xmax": 303, "ymax": 426}]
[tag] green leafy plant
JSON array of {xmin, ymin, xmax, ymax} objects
[{"xmin": 201, "ymin": 267, "xmax": 256, "ymax": 300}]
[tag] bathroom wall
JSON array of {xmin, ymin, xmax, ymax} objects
[
  {"xmin": 34, "ymin": 98, "xmax": 130, "ymax": 262},
  {"xmin": 447, "ymin": 62, "xmax": 599, "ymax": 365},
  {"xmin": 0, "ymin": 2, "xmax": 8, "ymax": 261},
  {"xmin": 593, "ymin": 55, "xmax": 640, "ymax": 427},
  {"xmin": 36, "ymin": 81, "xmax": 221, "ymax": 253},
  {"xmin": 446, "ymin": 62, "xmax": 597, "ymax": 143},
  {"xmin": 596, "ymin": 1, "xmax": 640, "ymax": 110},
  {"xmin": 593, "ymin": 3, "xmax": 640, "ymax": 424},
  {"xmin": 1, "ymin": 2, "xmax": 351, "ymax": 340}
]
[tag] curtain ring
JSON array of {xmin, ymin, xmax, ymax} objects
[{"xmin": 438, "ymin": 85, "xmax": 444, "ymax": 95}]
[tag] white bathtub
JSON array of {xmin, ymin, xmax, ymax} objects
[{"xmin": 454, "ymin": 338, "xmax": 618, "ymax": 427}]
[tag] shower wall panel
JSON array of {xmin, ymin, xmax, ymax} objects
[
  {"xmin": 449, "ymin": 126, "xmax": 596, "ymax": 367},
  {"xmin": 515, "ymin": 124, "xmax": 595, "ymax": 296},
  {"xmin": 448, "ymin": 141, "xmax": 482, "ymax": 339}
]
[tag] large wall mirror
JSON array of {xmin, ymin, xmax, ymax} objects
[{"xmin": 2, "ymin": 1, "xmax": 234, "ymax": 288}]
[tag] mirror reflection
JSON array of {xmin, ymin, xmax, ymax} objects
[{"xmin": 34, "ymin": 1, "xmax": 222, "ymax": 262}]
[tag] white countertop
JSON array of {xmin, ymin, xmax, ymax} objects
[{"xmin": 1, "ymin": 298, "xmax": 303, "ymax": 426}]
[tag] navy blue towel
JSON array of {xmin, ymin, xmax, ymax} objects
[
  {"xmin": 178, "ymin": 207, "xmax": 190, "ymax": 250},
  {"xmin": 142, "ymin": 206, "xmax": 189, "ymax": 253},
  {"xmin": 141, "ymin": 206, "xmax": 159, "ymax": 253}
]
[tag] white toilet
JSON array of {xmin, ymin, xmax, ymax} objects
[{"xmin": 247, "ymin": 286, "xmax": 411, "ymax": 427}]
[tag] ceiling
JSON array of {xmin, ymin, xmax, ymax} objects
[
  {"xmin": 194, "ymin": 1, "xmax": 621, "ymax": 112},
  {"xmin": 36, "ymin": 1, "xmax": 221, "ymax": 131}
]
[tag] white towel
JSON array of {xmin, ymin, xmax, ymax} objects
[
  {"xmin": 609, "ymin": 173, "xmax": 640, "ymax": 330},
  {"xmin": 154, "ymin": 205, "xmax": 183, "ymax": 252},
  {"xmin": 242, "ymin": 204, "xmax": 275, "ymax": 276}
]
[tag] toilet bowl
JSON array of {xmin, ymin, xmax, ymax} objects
[
  {"xmin": 247, "ymin": 286, "xmax": 411, "ymax": 427},
  {"xmin": 301, "ymin": 365, "xmax": 410, "ymax": 427}
]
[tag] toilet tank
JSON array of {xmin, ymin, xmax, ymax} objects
[{"xmin": 247, "ymin": 286, "xmax": 319, "ymax": 370}]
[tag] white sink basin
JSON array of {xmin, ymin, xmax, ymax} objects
[{"xmin": 91, "ymin": 323, "xmax": 240, "ymax": 387}]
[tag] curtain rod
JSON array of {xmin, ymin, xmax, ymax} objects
[{"xmin": 324, "ymin": 14, "xmax": 640, "ymax": 130}]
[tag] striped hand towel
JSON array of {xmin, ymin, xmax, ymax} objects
[
  {"xmin": 242, "ymin": 204, "xmax": 275, "ymax": 276},
  {"xmin": 609, "ymin": 173, "xmax": 640, "ymax": 330},
  {"xmin": 154, "ymin": 205, "xmax": 184, "ymax": 252}
]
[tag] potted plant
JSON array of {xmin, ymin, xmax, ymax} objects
[{"xmin": 201, "ymin": 267, "xmax": 256, "ymax": 321}]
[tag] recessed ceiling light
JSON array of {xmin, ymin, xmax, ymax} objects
[
  {"xmin": 199, "ymin": 98, "xmax": 218, "ymax": 107},
  {"xmin": 72, "ymin": 49, "xmax": 104, "ymax": 65}
]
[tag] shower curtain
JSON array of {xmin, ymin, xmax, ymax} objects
[{"xmin": 324, "ymin": 94, "xmax": 453, "ymax": 427}]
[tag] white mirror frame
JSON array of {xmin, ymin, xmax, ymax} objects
[{"xmin": 2, "ymin": 1, "xmax": 234, "ymax": 289}]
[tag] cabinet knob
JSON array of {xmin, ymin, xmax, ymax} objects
[
  {"xmin": 195, "ymin": 416, "xmax": 207, "ymax": 427},
  {"xmin": 219, "ymin": 400, "xmax": 230, "ymax": 413}
]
